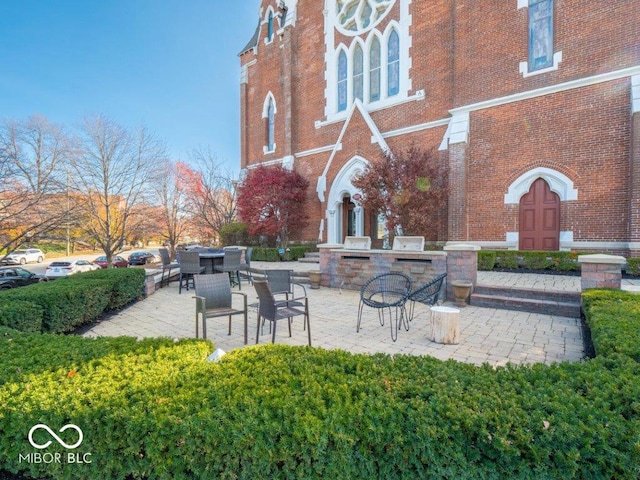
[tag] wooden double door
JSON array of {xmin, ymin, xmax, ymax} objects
[{"xmin": 519, "ymin": 178, "xmax": 560, "ymax": 251}]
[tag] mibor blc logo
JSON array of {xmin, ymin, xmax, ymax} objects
[{"xmin": 20, "ymin": 423, "xmax": 92, "ymax": 465}]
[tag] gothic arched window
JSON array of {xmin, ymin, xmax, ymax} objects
[
  {"xmin": 338, "ymin": 50, "xmax": 348, "ymax": 112},
  {"xmin": 353, "ymin": 44, "xmax": 364, "ymax": 102},
  {"xmin": 369, "ymin": 37, "xmax": 381, "ymax": 102},
  {"xmin": 266, "ymin": 97, "xmax": 275, "ymax": 151},
  {"xmin": 387, "ymin": 29, "xmax": 400, "ymax": 97}
]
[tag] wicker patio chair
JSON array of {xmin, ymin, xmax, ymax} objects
[
  {"xmin": 253, "ymin": 280, "xmax": 311, "ymax": 346},
  {"xmin": 215, "ymin": 249, "xmax": 243, "ymax": 290},
  {"xmin": 407, "ymin": 273, "xmax": 447, "ymax": 321},
  {"xmin": 239, "ymin": 247, "xmax": 254, "ymax": 285},
  {"xmin": 194, "ymin": 274, "xmax": 248, "ymax": 344},
  {"xmin": 159, "ymin": 247, "xmax": 180, "ymax": 287},
  {"xmin": 357, "ymin": 272, "xmax": 412, "ymax": 342},
  {"xmin": 178, "ymin": 251, "xmax": 205, "ymax": 294}
]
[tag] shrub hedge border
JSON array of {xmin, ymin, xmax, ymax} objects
[
  {"xmin": 0, "ymin": 283, "xmax": 639, "ymax": 478},
  {"xmin": 0, "ymin": 268, "xmax": 145, "ymax": 334}
]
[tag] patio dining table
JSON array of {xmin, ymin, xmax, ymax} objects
[{"xmin": 191, "ymin": 249, "xmax": 225, "ymax": 274}]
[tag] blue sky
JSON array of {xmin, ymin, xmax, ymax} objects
[{"xmin": 0, "ymin": 1, "xmax": 259, "ymax": 173}]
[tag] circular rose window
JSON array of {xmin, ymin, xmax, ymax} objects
[{"xmin": 336, "ymin": 0, "xmax": 395, "ymax": 35}]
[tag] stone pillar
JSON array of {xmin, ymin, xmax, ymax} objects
[
  {"xmin": 578, "ymin": 254, "xmax": 625, "ymax": 290},
  {"xmin": 318, "ymin": 243, "xmax": 342, "ymax": 287},
  {"xmin": 629, "ymin": 75, "xmax": 640, "ymax": 256},
  {"xmin": 144, "ymin": 271, "xmax": 157, "ymax": 297},
  {"xmin": 443, "ymin": 244, "xmax": 480, "ymax": 301}
]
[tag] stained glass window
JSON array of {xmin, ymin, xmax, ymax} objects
[
  {"xmin": 353, "ymin": 45, "xmax": 364, "ymax": 102},
  {"xmin": 369, "ymin": 37, "xmax": 381, "ymax": 102},
  {"xmin": 267, "ymin": 98, "xmax": 275, "ymax": 151},
  {"xmin": 338, "ymin": 50, "xmax": 348, "ymax": 112},
  {"xmin": 387, "ymin": 29, "xmax": 399, "ymax": 97},
  {"xmin": 528, "ymin": 0, "xmax": 553, "ymax": 71},
  {"xmin": 267, "ymin": 11, "xmax": 274, "ymax": 42}
]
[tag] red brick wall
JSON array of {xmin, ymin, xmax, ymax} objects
[
  {"xmin": 452, "ymin": 0, "xmax": 640, "ymax": 106},
  {"xmin": 466, "ymin": 79, "xmax": 631, "ymax": 242},
  {"xmin": 240, "ymin": 0, "xmax": 639, "ymax": 249}
]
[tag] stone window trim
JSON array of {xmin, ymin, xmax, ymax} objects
[
  {"xmin": 262, "ymin": 5, "xmax": 281, "ymax": 45},
  {"xmin": 262, "ymin": 92, "xmax": 277, "ymax": 154},
  {"xmin": 517, "ymin": 0, "xmax": 562, "ymax": 77},
  {"xmin": 503, "ymin": 166, "xmax": 578, "ymax": 204}
]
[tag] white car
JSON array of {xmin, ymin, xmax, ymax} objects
[
  {"xmin": 45, "ymin": 259, "xmax": 101, "ymax": 278},
  {"xmin": 1, "ymin": 248, "xmax": 45, "ymax": 265}
]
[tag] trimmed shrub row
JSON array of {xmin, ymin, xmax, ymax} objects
[
  {"xmin": 478, "ymin": 250, "xmax": 582, "ymax": 272},
  {"xmin": 582, "ymin": 289, "xmax": 640, "ymax": 361},
  {"xmin": 251, "ymin": 246, "xmax": 316, "ymax": 262},
  {"xmin": 0, "ymin": 268, "xmax": 145, "ymax": 334},
  {"xmin": 0, "ymin": 332, "xmax": 638, "ymax": 479},
  {"xmin": 1, "ymin": 285, "xmax": 640, "ymax": 479}
]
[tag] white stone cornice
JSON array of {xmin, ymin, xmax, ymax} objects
[{"xmin": 451, "ymin": 65, "xmax": 640, "ymax": 116}]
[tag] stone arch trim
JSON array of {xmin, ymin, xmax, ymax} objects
[
  {"xmin": 504, "ymin": 166, "xmax": 578, "ymax": 204},
  {"xmin": 327, "ymin": 156, "xmax": 369, "ymax": 207},
  {"xmin": 261, "ymin": 91, "xmax": 277, "ymax": 118},
  {"xmin": 326, "ymin": 156, "xmax": 369, "ymax": 243}
]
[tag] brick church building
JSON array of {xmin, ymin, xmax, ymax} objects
[{"xmin": 238, "ymin": 0, "xmax": 640, "ymax": 254}]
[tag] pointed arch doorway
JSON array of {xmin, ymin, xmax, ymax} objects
[
  {"xmin": 326, "ymin": 156, "xmax": 384, "ymax": 245},
  {"xmin": 519, "ymin": 177, "xmax": 560, "ymax": 250}
]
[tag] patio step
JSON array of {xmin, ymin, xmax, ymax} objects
[
  {"xmin": 298, "ymin": 252, "xmax": 320, "ymax": 264},
  {"xmin": 470, "ymin": 285, "xmax": 582, "ymax": 318}
]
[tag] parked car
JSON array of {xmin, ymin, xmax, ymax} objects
[
  {"xmin": 127, "ymin": 251, "xmax": 158, "ymax": 266},
  {"xmin": 93, "ymin": 255, "xmax": 129, "ymax": 269},
  {"xmin": 45, "ymin": 260, "xmax": 101, "ymax": 278},
  {"xmin": 0, "ymin": 248, "xmax": 45, "ymax": 265},
  {"xmin": 0, "ymin": 266, "xmax": 47, "ymax": 289}
]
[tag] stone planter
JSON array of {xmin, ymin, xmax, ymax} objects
[
  {"xmin": 308, "ymin": 270, "xmax": 322, "ymax": 289},
  {"xmin": 451, "ymin": 280, "xmax": 473, "ymax": 307}
]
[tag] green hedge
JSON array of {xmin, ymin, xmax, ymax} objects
[
  {"xmin": 1, "ymin": 308, "xmax": 640, "ymax": 479},
  {"xmin": 626, "ymin": 258, "xmax": 640, "ymax": 276},
  {"xmin": 478, "ymin": 250, "xmax": 582, "ymax": 272},
  {"xmin": 72, "ymin": 267, "xmax": 146, "ymax": 309},
  {"xmin": 582, "ymin": 289, "xmax": 640, "ymax": 361},
  {"xmin": 0, "ymin": 301, "xmax": 44, "ymax": 332},
  {"xmin": 251, "ymin": 246, "xmax": 316, "ymax": 262},
  {"xmin": 0, "ymin": 269, "xmax": 144, "ymax": 334},
  {"xmin": 1, "ymin": 287, "xmax": 640, "ymax": 479}
]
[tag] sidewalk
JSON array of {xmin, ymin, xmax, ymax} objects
[{"xmin": 81, "ymin": 269, "xmax": 592, "ymax": 367}]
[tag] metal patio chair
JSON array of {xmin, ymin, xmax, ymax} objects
[
  {"xmin": 194, "ymin": 274, "xmax": 248, "ymax": 344},
  {"xmin": 253, "ymin": 280, "xmax": 311, "ymax": 346},
  {"xmin": 407, "ymin": 273, "xmax": 447, "ymax": 321},
  {"xmin": 159, "ymin": 247, "xmax": 180, "ymax": 287},
  {"xmin": 178, "ymin": 251, "xmax": 205, "ymax": 294},
  {"xmin": 239, "ymin": 247, "xmax": 254, "ymax": 285},
  {"xmin": 215, "ymin": 248, "xmax": 243, "ymax": 290},
  {"xmin": 357, "ymin": 272, "xmax": 412, "ymax": 342}
]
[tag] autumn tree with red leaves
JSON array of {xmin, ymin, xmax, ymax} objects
[
  {"xmin": 352, "ymin": 146, "xmax": 448, "ymax": 242},
  {"xmin": 237, "ymin": 165, "xmax": 309, "ymax": 247}
]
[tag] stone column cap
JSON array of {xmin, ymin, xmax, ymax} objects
[
  {"xmin": 317, "ymin": 243, "xmax": 344, "ymax": 249},
  {"xmin": 578, "ymin": 254, "xmax": 626, "ymax": 265},
  {"xmin": 443, "ymin": 244, "xmax": 481, "ymax": 252}
]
